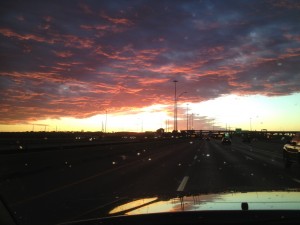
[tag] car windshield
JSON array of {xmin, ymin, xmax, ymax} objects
[{"xmin": 1, "ymin": 1, "xmax": 300, "ymax": 225}]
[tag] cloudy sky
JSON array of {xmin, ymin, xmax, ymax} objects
[{"xmin": 0, "ymin": 0, "xmax": 300, "ymax": 132}]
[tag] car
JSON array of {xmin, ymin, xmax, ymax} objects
[
  {"xmin": 283, "ymin": 133, "xmax": 300, "ymax": 168},
  {"xmin": 203, "ymin": 135, "xmax": 210, "ymax": 141},
  {"xmin": 221, "ymin": 137, "xmax": 231, "ymax": 145},
  {"xmin": 242, "ymin": 134, "xmax": 252, "ymax": 143}
]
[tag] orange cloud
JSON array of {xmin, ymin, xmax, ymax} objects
[
  {"xmin": 138, "ymin": 78, "xmax": 169, "ymax": 85},
  {"xmin": 149, "ymin": 63, "xmax": 199, "ymax": 75}
]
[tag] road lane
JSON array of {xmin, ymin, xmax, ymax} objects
[
  {"xmin": 1, "ymin": 139, "xmax": 188, "ymax": 203},
  {"xmin": 182, "ymin": 138, "xmax": 300, "ymax": 194},
  {"xmin": 1, "ymin": 139, "xmax": 198, "ymax": 225},
  {"xmin": 0, "ymin": 138, "xmax": 299, "ymax": 225}
]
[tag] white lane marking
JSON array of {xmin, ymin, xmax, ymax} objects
[
  {"xmin": 177, "ymin": 176, "xmax": 189, "ymax": 192},
  {"xmin": 194, "ymin": 155, "xmax": 198, "ymax": 160},
  {"xmin": 292, "ymin": 178, "xmax": 300, "ymax": 184},
  {"xmin": 245, "ymin": 156, "xmax": 254, "ymax": 160}
]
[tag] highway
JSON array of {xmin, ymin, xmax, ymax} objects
[{"xmin": 0, "ymin": 137, "xmax": 299, "ymax": 225}]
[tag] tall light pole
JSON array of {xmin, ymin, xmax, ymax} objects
[
  {"xmin": 177, "ymin": 91, "xmax": 187, "ymax": 130},
  {"xmin": 191, "ymin": 113, "xmax": 194, "ymax": 130},
  {"xmin": 173, "ymin": 80, "xmax": 187, "ymax": 132},
  {"xmin": 186, "ymin": 103, "xmax": 189, "ymax": 131},
  {"xmin": 105, "ymin": 110, "xmax": 107, "ymax": 133},
  {"xmin": 173, "ymin": 80, "xmax": 178, "ymax": 132}
]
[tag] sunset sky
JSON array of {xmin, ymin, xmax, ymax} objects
[{"xmin": 0, "ymin": 0, "xmax": 300, "ymax": 132}]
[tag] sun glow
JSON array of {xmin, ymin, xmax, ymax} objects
[
  {"xmin": 0, "ymin": 94, "xmax": 299, "ymax": 132},
  {"xmin": 0, "ymin": 104, "xmax": 172, "ymax": 132},
  {"xmin": 187, "ymin": 93, "xmax": 300, "ymax": 131}
]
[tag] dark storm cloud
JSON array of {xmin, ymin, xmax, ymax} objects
[{"xmin": 0, "ymin": 0, "xmax": 300, "ymax": 123}]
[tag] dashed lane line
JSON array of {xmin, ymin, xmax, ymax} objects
[
  {"xmin": 245, "ymin": 156, "xmax": 254, "ymax": 161},
  {"xmin": 177, "ymin": 176, "xmax": 189, "ymax": 192},
  {"xmin": 292, "ymin": 178, "xmax": 300, "ymax": 184}
]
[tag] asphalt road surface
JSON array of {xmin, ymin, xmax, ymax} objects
[{"xmin": 0, "ymin": 137, "xmax": 299, "ymax": 225}]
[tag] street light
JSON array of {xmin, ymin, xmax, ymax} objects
[
  {"xmin": 105, "ymin": 110, "xmax": 108, "ymax": 133},
  {"xmin": 186, "ymin": 103, "xmax": 189, "ymax": 131},
  {"xmin": 173, "ymin": 80, "xmax": 187, "ymax": 132},
  {"xmin": 173, "ymin": 80, "xmax": 178, "ymax": 132},
  {"xmin": 177, "ymin": 91, "xmax": 187, "ymax": 131},
  {"xmin": 191, "ymin": 113, "xmax": 194, "ymax": 130}
]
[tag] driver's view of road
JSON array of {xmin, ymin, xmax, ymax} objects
[
  {"xmin": 1, "ymin": 135, "xmax": 299, "ymax": 225},
  {"xmin": 1, "ymin": 1, "xmax": 300, "ymax": 224}
]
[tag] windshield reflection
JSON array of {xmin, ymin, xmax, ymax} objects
[{"xmin": 107, "ymin": 192, "xmax": 300, "ymax": 216}]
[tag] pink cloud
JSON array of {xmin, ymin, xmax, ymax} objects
[
  {"xmin": 62, "ymin": 35, "xmax": 94, "ymax": 48},
  {"xmin": 271, "ymin": 0, "xmax": 300, "ymax": 9},
  {"xmin": 101, "ymin": 14, "xmax": 133, "ymax": 26},
  {"xmin": 53, "ymin": 50, "xmax": 73, "ymax": 58},
  {"xmin": 78, "ymin": 3, "xmax": 93, "ymax": 14},
  {"xmin": 284, "ymin": 34, "xmax": 300, "ymax": 44},
  {"xmin": 80, "ymin": 24, "xmax": 110, "ymax": 31},
  {"xmin": 0, "ymin": 28, "xmax": 51, "ymax": 43}
]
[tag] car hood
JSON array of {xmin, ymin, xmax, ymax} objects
[{"xmin": 109, "ymin": 191, "xmax": 300, "ymax": 216}]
